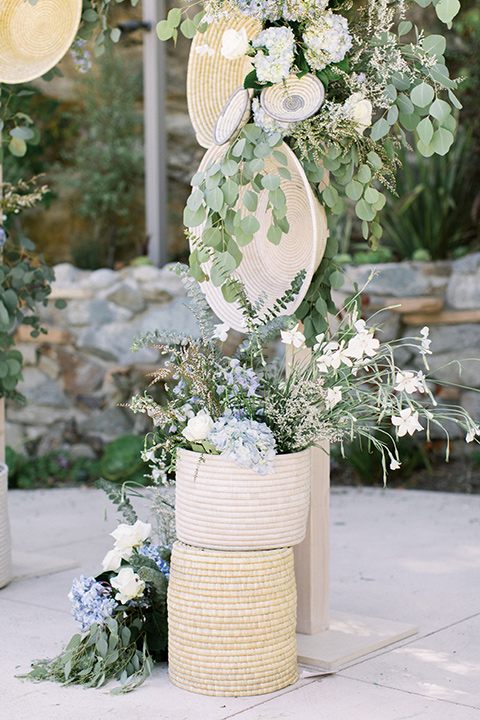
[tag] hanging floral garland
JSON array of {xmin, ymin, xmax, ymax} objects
[{"xmin": 158, "ymin": 0, "xmax": 462, "ymax": 344}]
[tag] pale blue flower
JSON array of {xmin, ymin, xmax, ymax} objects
[
  {"xmin": 68, "ymin": 575, "xmax": 117, "ymax": 632},
  {"xmin": 208, "ymin": 411, "xmax": 277, "ymax": 474},
  {"xmin": 138, "ymin": 544, "xmax": 170, "ymax": 579}
]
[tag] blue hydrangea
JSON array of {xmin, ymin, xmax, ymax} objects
[
  {"xmin": 68, "ymin": 575, "xmax": 117, "ymax": 632},
  {"xmin": 207, "ymin": 411, "xmax": 277, "ymax": 474},
  {"xmin": 138, "ymin": 544, "xmax": 170, "ymax": 579},
  {"xmin": 216, "ymin": 359, "xmax": 259, "ymax": 400}
]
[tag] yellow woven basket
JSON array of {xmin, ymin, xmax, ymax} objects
[
  {"xmin": 0, "ymin": 0, "xmax": 82, "ymax": 84},
  {"xmin": 175, "ymin": 448, "xmax": 311, "ymax": 550},
  {"xmin": 168, "ymin": 542, "xmax": 298, "ymax": 696},
  {"xmin": 187, "ymin": 16, "xmax": 260, "ymax": 148},
  {"xmin": 189, "ymin": 142, "xmax": 328, "ymax": 332}
]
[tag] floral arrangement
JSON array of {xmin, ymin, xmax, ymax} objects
[
  {"xmin": 158, "ymin": 0, "xmax": 462, "ymax": 345},
  {"xmin": 129, "ymin": 266, "xmax": 479, "ymax": 484},
  {"xmin": 23, "ymin": 491, "xmax": 170, "ymax": 694}
]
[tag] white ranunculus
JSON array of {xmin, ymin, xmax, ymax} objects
[
  {"xmin": 221, "ymin": 28, "xmax": 250, "ymax": 60},
  {"xmin": 110, "ymin": 567, "xmax": 145, "ymax": 603},
  {"xmin": 110, "ymin": 520, "xmax": 152, "ymax": 551},
  {"xmin": 344, "ymin": 92, "xmax": 373, "ymax": 133},
  {"xmin": 182, "ymin": 409, "xmax": 215, "ymax": 443},
  {"xmin": 102, "ymin": 546, "xmax": 129, "ymax": 572}
]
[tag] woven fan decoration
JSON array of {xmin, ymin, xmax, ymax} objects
[
  {"xmin": 0, "ymin": 0, "xmax": 82, "ymax": 84},
  {"xmin": 213, "ymin": 86, "xmax": 253, "ymax": 146},
  {"xmin": 187, "ymin": 16, "xmax": 260, "ymax": 148},
  {"xmin": 261, "ymin": 73, "xmax": 325, "ymax": 123},
  {"xmin": 189, "ymin": 142, "xmax": 328, "ymax": 332}
]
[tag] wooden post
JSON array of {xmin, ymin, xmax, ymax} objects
[
  {"xmin": 142, "ymin": 0, "xmax": 168, "ymax": 267},
  {"xmin": 294, "ymin": 442, "xmax": 330, "ymax": 634}
]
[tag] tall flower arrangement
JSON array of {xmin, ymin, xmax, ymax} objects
[{"xmin": 158, "ymin": 0, "xmax": 462, "ymax": 345}]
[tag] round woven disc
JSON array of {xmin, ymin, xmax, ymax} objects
[
  {"xmin": 189, "ymin": 143, "xmax": 328, "ymax": 332},
  {"xmin": 213, "ymin": 87, "xmax": 252, "ymax": 146},
  {"xmin": 187, "ymin": 17, "xmax": 260, "ymax": 148},
  {"xmin": 0, "ymin": 0, "xmax": 82, "ymax": 84},
  {"xmin": 261, "ymin": 74, "xmax": 325, "ymax": 123}
]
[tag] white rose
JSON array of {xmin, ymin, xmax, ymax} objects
[
  {"xmin": 181, "ymin": 409, "xmax": 215, "ymax": 443},
  {"xmin": 101, "ymin": 546, "xmax": 129, "ymax": 572},
  {"xmin": 221, "ymin": 28, "xmax": 250, "ymax": 60},
  {"xmin": 110, "ymin": 520, "xmax": 152, "ymax": 551},
  {"xmin": 110, "ymin": 567, "xmax": 145, "ymax": 603},
  {"xmin": 344, "ymin": 92, "xmax": 373, "ymax": 133}
]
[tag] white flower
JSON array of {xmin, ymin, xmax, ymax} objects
[
  {"xmin": 182, "ymin": 409, "xmax": 215, "ymax": 442},
  {"xmin": 395, "ymin": 371, "xmax": 426, "ymax": 394},
  {"xmin": 213, "ymin": 322, "xmax": 230, "ymax": 342},
  {"xmin": 345, "ymin": 331, "xmax": 380, "ymax": 360},
  {"xmin": 390, "ymin": 458, "xmax": 401, "ymax": 471},
  {"xmin": 110, "ymin": 520, "xmax": 151, "ymax": 551},
  {"xmin": 221, "ymin": 28, "xmax": 250, "ymax": 60},
  {"xmin": 344, "ymin": 92, "xmax": 373, "ymax": 134},
  {"xmin": 102, "ymin": 547, "xmax": 128, "ymax": 572},
  {"xmin": 280, "ymin": 323, "xmax": 305, "ymax": 349},
  {"xmin": 466, "ymin": 425, "xmax": 480, "ymax": 443},
  {"xmin": 303, "ymin": 11, "xmax": 352, "ymax": 72},
  {"xmin": 195, "ymin": 43, "xmax": 215, "ymax": 57},
  {"xmin": 391, "ymin": 408, "xmax": 424, "ymax": 437},
  {"xmin": 252, "ymin": 26, "xmax": 295, "ymax": 84},
  {"xmin": 325, "ymin": 386, "xmax": 342, "ymax": 410},
  {"xmin": 110, "ymin": 567, "xmax": 145, "ymax": 603},
  {"xmin": 419, "ymin": 326, "xmax": 432, "ymax": 355},
  {"xmin": 317, "ymin": 340, "xmax": 353, "ymax": 371}
]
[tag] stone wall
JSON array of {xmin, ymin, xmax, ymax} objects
[{"xmin": 6, "ymin": 254, "xmax": 480, "ymax": 457}]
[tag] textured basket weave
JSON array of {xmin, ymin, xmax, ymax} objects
[
  {"xmin": 0, "ymin": 463, "xmax": 11, "ymax": 589},
  {"xmin": 0, "ymin": 0, "xmax": 82, "ymax": 84},
  {"xmin": 189, "ymin": 142, "xmax": 328, "ymax": 332},
  {"xmin": 175, "ymin": 448, "xmax": 311, "ymax": 550},
  {"xmin": 187, "ymin": 16, "xmax": 260, "ymax": 148},
  {"xmin": 168, "ymin": 542, "xmax": 298, "ymax": 696},
  {"xmin": 213, "ymin": 86, "xmax": 252, "ymax": 146},
  {"xmin": 261, "ymin": 73, "xmax": 325, "ymax": 123}
]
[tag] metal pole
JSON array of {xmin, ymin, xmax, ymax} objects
[{"xmin": 142, "ymin": 0, "xmax": 168, "ymax": 267}]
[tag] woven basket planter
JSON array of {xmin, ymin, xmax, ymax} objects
[
  {"xmin": 175, "ymin": 448, "xmax": 311, "ymax": 550},
  {"xmin": 0, "ymin": 463, "xmax": 11, "ymax": 589},
  {"xmin": 0, "ymin": 0, "xmax": 82, "ymax": 84},
  {"xmin": 189, "ymin": 142, "xmax": 328, "ymax": 332},
  {"xmin": 168, "ymin": 541, "xmax": 298, "ymax": 696}
]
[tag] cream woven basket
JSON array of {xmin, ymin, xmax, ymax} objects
[
  {"xmin": 0, "ymin": 463, "xmax": 11, "ymax": 588},
  {"xmin": 175, "ymin": 448, "xmax": 311, "ymax": 550},
  {"xmin": 168, "ymin": 542, "xmax": 298, "ymax": 696},
  {"xmin": 0, "ymin": 0, "xmax": 82, "ymax": 84},
  {"xmin": 187, "ymin": 16, "xmax": 260, "ymax": 148},
  {"xmin": 189, "ymin": 142, "xmax": 328, "ymax": 332}
]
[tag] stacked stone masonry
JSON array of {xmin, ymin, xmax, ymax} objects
[{"xmin": 6, "ymin": 254, "xmax": 480, "ymax": 456}]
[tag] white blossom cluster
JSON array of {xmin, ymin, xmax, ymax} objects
[
  {"xmin": 252, "ymin": 97, "xmax": 295, "ymax": 137},
  {"xmin": 205, "ymin": 0, "xmax": 329, "ymax": 22},
  {"xmin": 252, "ymin": 26, "xmax": 295, "ymax": 84},
  {"xmin": 303, "ymin": 10, "xmax": 353, "ymax": 72}
]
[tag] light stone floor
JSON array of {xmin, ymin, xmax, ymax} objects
[{"xmin": 1, "ymin": 486, "xmax": 479, "ymax": 720}]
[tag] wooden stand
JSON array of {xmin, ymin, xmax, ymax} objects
[{"xmin": 294, "ymin": 444, "xmax": 418, "ymax": 669}]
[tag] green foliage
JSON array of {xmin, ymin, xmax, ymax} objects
[
  {"xmin": 101, "ymin": 435, "xmax": 152, "ymax": 486},
  {"xmin": 0, "ymin": 236, "xmax": 65, "ymax": 401},
  {"xmin": 60, "ymin": 48, "xmax": 144, "ymax": 268},
  {"xmin": 6, "ymin": 446, "xmax": 101, "ymax": 489},
  {"xmin": 380, "ymin": 129, "xmax": 477, "ymax": 260},
  {"xmin": 95, "ymin": 477, "xmax": 139, "ymax": 524}
]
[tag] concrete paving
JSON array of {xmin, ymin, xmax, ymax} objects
[{"xmin": 1, "ymin": 485, "xmax": 479, "ymax": 720}]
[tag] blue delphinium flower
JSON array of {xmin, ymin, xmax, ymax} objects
[
  {"xmin": 208, "ymin": 411, "xmax": 276, "ymax": 475},
  {"xmin": 217, "ymin": 358, "xmax": 259, "ymax": 400},
  {"xmin": 138, "ymin": 544, "xmax": 170, "ymax": 579},
  {"xmin": 68, "ymin": 575, "xmax": 117, "ymax": 632}
]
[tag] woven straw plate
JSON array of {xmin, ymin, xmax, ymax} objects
[
  {"xmin": 261, "ymin": 73, "xmax": 325, "ymax": 123},
  {"xmin": 0, "ymin": 0, "xmax": 82, "ymax": 84},
  {"xmin": 187, "ymin": 16, "xmax": 260, "ymax": 148},
  {"xmin": 175, "ymin": 448, "xmax": 311, "ymax": 550},
  {"xmin": 189, "ymin": 142, "xmax": 328, "ymax": 332},
  {"xmin": 168, "ymin": 542, "xmax": 298, "ymax": 696}
]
